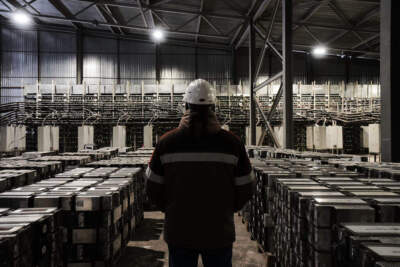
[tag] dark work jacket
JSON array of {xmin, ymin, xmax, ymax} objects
[{"xmin": 146, "ymin": 110, "xmax": 254, "ymax": 249}]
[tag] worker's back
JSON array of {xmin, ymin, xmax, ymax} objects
[
  {"xmin": 146, "ymin": 79, "xmax": 253, "ymax": 267},
  {"xmin": 146, "ymin": 110, "xmax": 253, "ymax": 249}
]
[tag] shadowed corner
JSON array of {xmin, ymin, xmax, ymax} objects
[{"xmin": 118, "ymin": 247, "xmax": 166, "ymax": 267}]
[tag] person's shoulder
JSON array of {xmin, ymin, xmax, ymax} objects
[
  {"xmin": 159, "ymin": 128, "xmax": 181, "ymax": 143},
  {"xmin": 219, "ymin": 129, "xmax": 243, "ymax": 146}
]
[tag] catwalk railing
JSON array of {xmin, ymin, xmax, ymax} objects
[
  {"xmin": 0, "ymin": 82, "xmax": 381, "ymax": 152},
  {"xmin": 0, "ymin": 82, "xmax": 381, "ymax": 126}
]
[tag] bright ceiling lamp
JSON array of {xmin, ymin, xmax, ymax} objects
[
  {"xmin": 152, "ymin": 28, "xmax": 165, "ymax": 42},
  {"xmin": 312, "ymin": 45, "xmax": 328, "ymax": 57},
  {"xmin": 12, "ymin": 11, "xmax": 32, "ymax": 26}
]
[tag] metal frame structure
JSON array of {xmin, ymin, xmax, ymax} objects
[
  {"xmin": 0, "ymin": 0, "xmax": 386, "ymax": 154},
  {"xmin": 0, "ymin": 0, "xmax": 380, "ymax": 55},
  {"xmin": 380, "ymin": 0, "xmax": 399, "ymax": 162},
  {"xmin": 235, "ymin": 0, "xmax": 290, "ymax": 148}
]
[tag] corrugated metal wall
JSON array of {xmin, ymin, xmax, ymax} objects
[
  {"xmin": 120, "ymin": 40, "xmax": 156, "ymax": 85},
  {"xmin": 160, "ymin": 45, "xmax": 195, "ymax": 85},
  {"xmin": 1, "ymin": 26, "xmax": 380, "ymax": 103},
  {"xmin": 197, "ymin": 48, "xmax": 232, "ymax": 85},
  {"xmin": 1, "ymin": 28, "xmax": 37, "ymax": 103},
  {"xmin": 39, "ymin": 31, "xmax": 76, "ymax": 85},
  {"xmin": 1, "ymin": 27, "xmax": 234, "ymax": 103},
  {"xmin": 83, "ymin": 36, "xmax": 117, "ymax": 85}
]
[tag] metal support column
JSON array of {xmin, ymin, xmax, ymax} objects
[
  {"xmin": 268, "ymin": 50, "xmax": 272, "ymax": 78},
  {"xmin": 282, "ymin": 0, "xmax": 293, "ymax": 149},
  {"xmin": 76, "ymin": 31, "xmax": 83, "ymax": 84},
  {"xmin": 249, "ymin": 19, "xmax": 257, "ymax": 145},
  {"xmin": 155, "ymin": 44, "xmax": 161, "ymax": 83},
  {"xmin": 195, "ymin": 47, "xmax": 198, "ymax": 79},
  {"xmin": 345, "ymin": 56, "xmax": 350, "ymax": 84},
  {"xmin": 37, "ymin": 30, "xmax": 41, "ymax": 83},
  {"xmin": 117, "ymin": 38, "xmax": 121, "ymax": 84},
  {"xmin": 231, "ymin": 48, "xmax": 237, "ymax": 85},
  {"xmin": 305, "ymin": 53, "xmax": 313, "ymax": 84},
  {"xmin": 0, "ymin": 24, "xmax": 2, "ymax": 104},
  {"xmin": 381, "ymin": 0, "xmax": 400, "ymax": 162}
]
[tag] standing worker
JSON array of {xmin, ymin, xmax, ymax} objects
[{"xmin": 146, "ymin": 79, "xmax": 254, "ymax": 267}]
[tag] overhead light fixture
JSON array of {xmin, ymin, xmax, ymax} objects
[
  {"xmin": 152, "ymin": 28, "xmax": 165, "ymax": 42},
  {"xmin": 312, "ymin": 45, "xmax": 327, "ymax": 57},
  {"xmin": 12, "ymin": 11, "xmax": 32, "ymax": 26}
]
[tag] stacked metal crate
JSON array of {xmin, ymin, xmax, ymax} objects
[
  {"xmin": 87, "ymin": 160, "xmax": 147, "ymax": 227},
  {"xmin": 336, "ymin": 223, "xmax": 400, "ymax": 267},
  {"xmin": 0, "ymin": 207, "xmax": 62, "ymax": 267},
  {"xmin": 0, "ymin": 169, "xmax": 38, "ymax": 193},
  {"xmin": 0, "ymin": 164, "xmax": 145, "ymax": 267},
  {"xmin": 0, "ymin": 159, "xmax": 63, "ymax": 179},
  {"xmin": 50, "ymin": 166, "xmax": 142, "ymax": 266},
  {"xmin": 244, "ymin": 146, "xmax": 400, "ymax": 267},
  {"xmin": 30, "ymin": 155, "xmax": 92, "ymax": 171}
]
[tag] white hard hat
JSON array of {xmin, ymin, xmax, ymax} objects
[{"xmin": 183, "ymin": 79, "xmax": 216, "ymax": 105}]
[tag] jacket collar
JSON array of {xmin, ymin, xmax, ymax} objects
[{"xmin": 178, "ymin": 110, "xmax": 221, "ymax": 135}]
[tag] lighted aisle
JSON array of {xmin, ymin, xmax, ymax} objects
[{"xmin": 119, "ymin": 212, "xmax": 265, "ymax": 267}]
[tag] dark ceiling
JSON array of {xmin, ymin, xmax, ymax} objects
[{"xmin": 0, "ymin": 0, "xmax": 380, "ymax": 58}]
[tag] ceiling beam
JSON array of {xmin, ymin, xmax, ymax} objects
[
  {"xmin": 303, "ymin": 25, "xmax": 321, "ymax": 43},
  {"xmin": 151, "ymin": 0, "xmax": 175, "ymax": 7},
  {"xmin": 357, "ymin": 6, "xmax": 379, "ymax": 26},
  {"xmin": 0, "ymin": 15, "xmax": 379, "ymax": 59},
  {"xmin": 326, "ymin": 1, "xmax": 378, "ymax": 48},
  {"xmin": 0, "ymin": 17, "xmax": 232, "ymax": 50},
  {"xmin": 21, "ymin": 0, "xmax": 40, "ymax": 14},
  {"xmin": 327, "ymin": 0, "xmax": 368, "ymax": 46},
  {"xmin": 290, "ymin": 0, "xmax": 331, "ymax": 38},
  {"xmin": 230, "ymin": 23, "xmax": 244, "ymax": 46},
  {"xmin": 269, "ymin": 40, "xmax": 379, "ymax": 56},
  {"xmin": 94, "ymin": 5, "xmax": 120, "ymax": 34},
  {"xmin": 195, "ymin": 0, "xmax": 203, "ymax": 43},
  {"xmin": 152, "ymin": 10, "xmax": 170, "ymax": 29},
  {"xmin": 328, "ymin": 0, "xmax": 352, "ymax": 26},
  {"xmin": 253, "ymin": 23, "xmax": 378, "ymax": 57},
  {"xmin": 352, "ymin": 33, "xmax": 379, "ymax": 49},
  {"xmin": 220, "ymin": 0, "xmax": 246, "ymax": 16},
  {"xmin": 326, "ymin": 29, "xmax": 348, "ymax": 44},
  {"xmin": 146, "ymin": 0, "xmax": 155, "ymax": 28},
  {"xmin": 80, "ymin": 0, "xmax": 246, "ymax": 21},
  {"xmin": 0, "ymin": 0, "xmax": 12, "ymax": 10},
  {"xmin": 235, "ymin": 24, "xmax": 249, "ymax": 49},
  {"xmin": 258, "ymin": 19, "xmax": 379, "ymax": 34},
  {"xmin": 173, "ymin": 14, "xmax": 198, "ymax": 31},
  {"xmin": 253, "ymin": 0, "xmax": 272, "ymax": 21},
  {"xmin": 232, "ymin": 0, "xmax": 271, "ymax": 49},
  {"xmin": 301, "ymin": 0, "xmax": 330, "ymax": 24},
  {"xmin": 105, "ymin": 2, "xmax": 128, "ymax": 34},
  {"xmin": 73, "ymin": 0, "xmax": 99, "ymax": 17},
  {"xmin": 48, "ymin": 0, "xmax": 81, "ymax": 29},
  {"xmin": 136, "ymin": 0, "xmax": 148, "ymax": 28},
  {"xmin": 0, "ymin": 10, "xmax": 229, "ymax": 39},
  {"xmin": 202, "ymin": 15, "xmax": 222, "ymax": 35}
]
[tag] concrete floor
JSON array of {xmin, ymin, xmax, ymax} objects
[{"xmin": 119, "ymin": 211, "xmax": 266, "ymax": 267}]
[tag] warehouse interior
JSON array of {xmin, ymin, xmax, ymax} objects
[{"xmin": 0, "ymin": 0, "xmax": 399, "ymax": 266}]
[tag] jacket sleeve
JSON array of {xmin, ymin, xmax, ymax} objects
[
  {"xmin": 145, "ymin": 143, "xmax": 166, "ymax": 211},
  {"xmin": 233, "ymin": 144, "xmax": 255, "ymax": 212}
]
